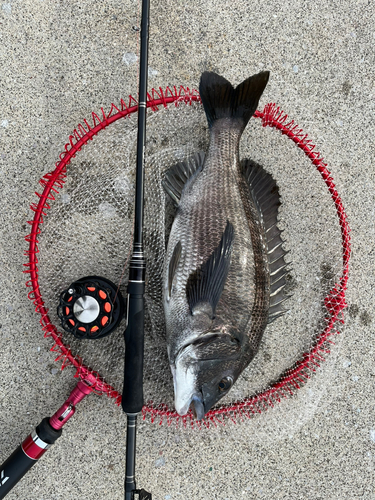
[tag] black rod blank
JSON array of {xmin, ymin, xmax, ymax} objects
[
  {"xmin": 122, "ymin": 0, "xmax": 151, "ymax": 498},
  {"xmin": 133, "ymin": 0, "xmax": 151, "ymax": 249},
  {"xmin": 124, "ymin": 415, "xmax": 137, "ymax": 500},
  {"xmin": 122, "ymin": 0, "xmax": 150, "ymax": 418}
]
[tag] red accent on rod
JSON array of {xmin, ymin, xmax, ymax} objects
[{"xmin": 22, "ymin": 435, "xmax": 46, "ymax": 461}]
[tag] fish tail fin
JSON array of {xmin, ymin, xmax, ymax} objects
[{"xmin": 199, "ymin": 71, "xmax": 269, "ymax": 130}]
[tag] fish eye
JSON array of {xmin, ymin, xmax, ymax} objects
[{"xmin": 218, "ymin": 376, "xmax": 233, "ymax": 392}]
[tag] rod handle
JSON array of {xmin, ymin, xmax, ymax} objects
[
  {"xmin": 122, "ymin": 281, "xmax": 145, "ymax": 414},
  {"xmin": 0, "ymin": 419, "xmax": 62, "ymax": 499}
]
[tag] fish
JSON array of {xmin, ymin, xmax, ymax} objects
[{"xmin": 162, "ymin": 71, "xmax": 289, "ymax": 420}]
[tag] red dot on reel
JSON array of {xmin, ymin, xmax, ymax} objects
[
  {"xmin": 91, "ymin": 326, "xmax": 99, "ymax": 333},
  {"xmin": 104, "ymin": 302, "xmax": 111, "ymax": 313},
  {"xmin": 65, "ymin": 306, "xmax": 70, "ymax": 316},
  {"xmin": 78, "ymin": 326, "xmax": 86, "ymax": 333},
  {"xmin": 87, "ymin": 286, "xmax": 96, "ymax": 292},
  {"xmin": 99, "ymin": 290, "xmax": 107, "ymax": 300},
  {"xmin": 101, "ymin": 316, "xmax": 108, "ymax": 326},
  {"xmin": 69, "ymin": 319, "xmax": 75, "ymax": 326}
]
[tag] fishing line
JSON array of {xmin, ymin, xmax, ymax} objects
[{"xmin": 113, "ymin": 0, "xmax": 141, "ymax": 308}]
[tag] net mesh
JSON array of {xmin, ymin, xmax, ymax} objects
[{"xmin": 24, "ymin": 87, "xmax": 350, "ymax": 428}]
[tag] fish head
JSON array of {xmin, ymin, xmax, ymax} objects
[{"xmin": 171, "ymin": 328, "xmax": 250, "ymax": 420}]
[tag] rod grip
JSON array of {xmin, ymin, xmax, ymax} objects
[
  {"xmin": 0, "ymin": 444, "xmax": 36, "ymax": 498},
  {"xmin": 122, "ymin": 281, "xmax": 145, "ymax": 414},
  {"xmin": 0, "ymin": 419, "xmax": 61, "ymax": 499}
]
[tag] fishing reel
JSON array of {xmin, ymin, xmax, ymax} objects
[{"xmin": 57, "ymin": 276, "xmax": 126, "ymax": 340}]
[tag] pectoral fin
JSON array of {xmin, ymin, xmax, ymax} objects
[
  {"xmin": 167, "ymin": 241, "xmax": 182, "ymax": 299},
  {"xmin": 186, "ymin": 221, "xmax": 234, "ymax": 317}
]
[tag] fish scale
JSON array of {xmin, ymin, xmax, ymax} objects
[
  {"xmin": 162, "ymin": 70, "xmax": 289, "ymax": 419},
  {"xmin": 166, "ymin": 130, "xmax": 257, "ymax": 342}
]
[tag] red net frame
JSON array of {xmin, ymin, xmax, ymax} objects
[{"xmin": 24, "ymin": 86, "xmax": 350, "ymax": 428}]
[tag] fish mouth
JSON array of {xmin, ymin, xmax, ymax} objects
[
  {"xmin": 171, "ymin": 360, "xmax": 207, "ymax": 419},
  {"xmin": 190, "ymin": 395, "xmax": 205, "ymax": 420},
  {"xmin": 176, "ymin": 393, "xmax": 206, "ymax": 420},
  {"xmin": 172, "ymin": 331, "xmax": 238, "ymax": 420}
]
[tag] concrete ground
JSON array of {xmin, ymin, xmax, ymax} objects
[{"xmin": 0, "ymin": 1, "xmax": 374, "ymax": 499}]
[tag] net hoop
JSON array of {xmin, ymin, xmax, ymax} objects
[{"xmin": 24, "ymin": 85, "xmax": 350, "ymax": 428}]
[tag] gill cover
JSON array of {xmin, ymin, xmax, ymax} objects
[{"xmin": 173, "ymin": 332, "xmax": 241, "ymax": 418}]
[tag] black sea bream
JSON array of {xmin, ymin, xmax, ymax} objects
[{"xmin": 162, "ymin": 71, "xmax": 289, "ymax": 420}]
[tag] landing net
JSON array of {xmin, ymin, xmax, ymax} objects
[{"xmin": 24, "ymin": 86, "xmax": 350, "ymax": 428}]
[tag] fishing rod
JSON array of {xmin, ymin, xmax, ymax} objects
[
  {"xmin": 0, "ymin": 0, "xmax": 152, "ymax": 498},
  {"xmin": 121, "ymin": 0, "xmax": 151, "ymax": 497}
]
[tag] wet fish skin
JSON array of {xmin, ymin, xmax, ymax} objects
[{"xmin": 162, "ymin": 71, "xmax": 287, "ymax": 419}]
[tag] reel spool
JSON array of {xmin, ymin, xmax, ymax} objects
[{"xmin": 57, "ymin": 276, "xmax": 125, "ymax": 340}]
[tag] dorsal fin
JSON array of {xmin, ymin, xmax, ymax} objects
[
  {"xmin": 241, "ymin": 159, "xmax": 291, "ymax": 323},
  {"xmin": 162, "ymin": 152, "xmax": 205, "ymax": 206},
  {"xmin": 186, "ymin": 221, "xmax": 235, "ymax": 318}
]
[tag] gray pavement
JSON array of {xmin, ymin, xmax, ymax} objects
[{"xmin": 0, "ymin": 1, "xmax": 374, "ymax": 499}]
